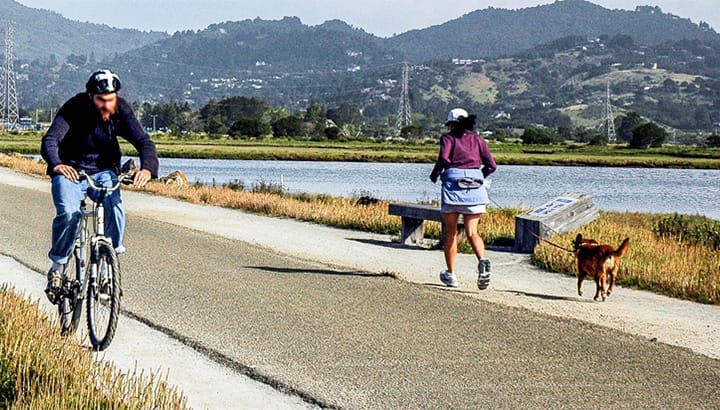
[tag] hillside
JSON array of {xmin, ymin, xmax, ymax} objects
[
  {"xmin": 7, "ymin": 0, "xmax": 720, "ymax": 134},
  {"xmin": 0, "ymin": 0, "xmax": 167, "ymax": 60},
  {"xmin": 387, "ymin": 0, "xmax": 719, "ymax": 62},
  {"xmin": 100, "ymin": 17, "xmax": 396, "ymax": 102}
]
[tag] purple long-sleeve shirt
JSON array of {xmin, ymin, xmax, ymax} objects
[
  {"xmin": 430, "ymin": 130, "xmax": 497, "ymax": 181},
  {"xmin": 41, "ymin": 93, "xmax": 159, "ymax": 177}
]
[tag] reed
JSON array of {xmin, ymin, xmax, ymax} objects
[{"xmin": 0, "ymin": 286, "xmax": 188, "ymax": 408}]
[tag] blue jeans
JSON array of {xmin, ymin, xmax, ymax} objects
[{"xmin": 49, "ymin": 170, "xmax": 126, "ymax": 264}]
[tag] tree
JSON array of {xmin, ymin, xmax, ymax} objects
[
  {"xmin": 230, "ymin": 118, "xmax": 272, "ymax": 139},
  {"xmin": 661, "ymin": 78, "xmax": 679, "ymax": 93},
  {"xmin": 206, "ymin": 114, "xmax": 227, "ymax": 135},
  {"xmin": 616, "ymin": 112, "xmax": 644, "ymax": 142},
  {"xmin": 304, "ymin": 100, "xmax": 325, "ymax": 123},
  {"xmin": 324, "ymin": 126, "xmax": 341, "ymax": 140},
  {"xmin": 271, "ymin": 115, "xmax": 303, "ymax": 138},
  {"xmin": 400, "ymin": 125, "xmax": 424, "ymax": 139},
  {"xmin": 66, "ymin": 54, "xmax": 87, "ymax": 66},
  {"xmin": 556, "ymin": 125, "xmax": 573, "ymax": 141},
  {"xmin": 200, "ymin": 96, "xmax": 269, "ymax": 130},
  {"xmin": 705, "ymin": 133, "xmax": 720, "ymax": 148},
  {"xmin": 630, "ymin": 122, "xmax": 667, "ymax": 148},
  {"xmin": 588, "ymin": 133, "xmax": 609, "ymax": 146},
  {"xmin": 521, "ymin": 127, "xmax": 561, "ymax": 144},
  {"xmin": 573, "ymin": 127, "xmax": 601, "ymax": 143},
  {"xmin": 326, "ymin": 102, "xmax": 362, "ymax": 127}
]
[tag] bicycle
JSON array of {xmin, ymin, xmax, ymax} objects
[{"xmin": 54, "ymin": 167, "xmax": 134, "ymax": 351}]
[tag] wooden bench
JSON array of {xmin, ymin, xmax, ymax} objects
[{"xmin": 388, "ymin": 203, "xmax": 463, "ymax": 246}]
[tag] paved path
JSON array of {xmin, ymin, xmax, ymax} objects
[{"xmin": 1, "ymin": 167, "xmax": 719, "ymax": 409}]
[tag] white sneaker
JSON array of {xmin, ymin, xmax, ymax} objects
[{"xmin": 439, "ymin": 270, "xmax": 459, "ymax": 287}]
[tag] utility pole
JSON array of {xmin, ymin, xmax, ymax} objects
[
  {"xmin": 150, "ymin": 114, "xmax": 158, "ymax": 132},
  {"xmin": 395, "ymin": 62, "xmax": 411, "ymax": 136},
  {"xmin": 0, "ymin": 24, "xmax": 19, "ymax": 130}
]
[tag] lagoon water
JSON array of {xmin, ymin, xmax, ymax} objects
[{"xmin": 153, "ymin": 158, "xmax": 720, "ymax": 220}]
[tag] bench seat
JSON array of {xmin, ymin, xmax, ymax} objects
[{"xmin": 388, "ymin": 203, "xmax": 463, "ymax": 246}]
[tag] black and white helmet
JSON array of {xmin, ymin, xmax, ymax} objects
[{"xmin": 85, "ymin": 69, "xmax": 122, "ymax": 94}]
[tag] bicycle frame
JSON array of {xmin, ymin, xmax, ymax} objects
[
  {"xmin": 86, "ymin": 177, "xmax": 116, "ymax": 294},
  {"xmin": 59, "ymin": 170, "xmax": 128, "ymax": 349},
  {"xmin": 70, "ymin": 175, "xmax": 119, "ymax": 299}
]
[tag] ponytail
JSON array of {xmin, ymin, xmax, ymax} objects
[{"xmin": 458, "ymin": 114, "xmax": 477, "ymax": 131}]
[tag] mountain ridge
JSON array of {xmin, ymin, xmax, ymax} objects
[
  {"xmin": 0, "ymin": 0, "xmax": 167, "ymax": 60},
  {"xmin": 387, "ymin": 0, "xmax": 718, "ymax": 62},
  {"xmin": 7, "ymin": 0, "xmax": 720, "ymax": 133}
]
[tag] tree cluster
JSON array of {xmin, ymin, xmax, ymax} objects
[
  {"xmin": 615, "ymin": 112, "xmax": 667, "ymax": 148},
  {"xmin": 137, "ymin": 97, "xmax": 373, "ymax": 140}
]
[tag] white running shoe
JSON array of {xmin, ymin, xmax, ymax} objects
[{"xmin": 440, "ymin": 269, "xmax": 459, "ymax": 287}]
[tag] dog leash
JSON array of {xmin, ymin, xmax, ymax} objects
[
  {"xmin": 485, "ymin": 187, "xmax": 575, "ymax": 253},
  {"xmin": 487, "ymin": 197, "xmax": 574, "ymax": 253},
  {"xmin": 528, "ymin": 230, "xmax": 574, "ymax": 253}
]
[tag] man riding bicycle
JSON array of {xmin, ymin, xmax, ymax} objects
[{"xmin": 41, "ymin": 69, "xmax": 159, "ymax": 303}]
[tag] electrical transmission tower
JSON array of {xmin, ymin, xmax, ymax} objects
[
  {"xmin": 0, "ymin": 24, "xmax": 19, "ymax": 130},
  {"xmin": 395, "ymin": 62, "xmax": 411, "ymax": 135},
  {"xmin": 602, "ymin": 81, "xmax": 616, "ymax": 143}
]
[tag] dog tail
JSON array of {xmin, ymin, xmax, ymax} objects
[{"xmin": 612, "ymin": 238, "xmax": 630, "ymax": 258}]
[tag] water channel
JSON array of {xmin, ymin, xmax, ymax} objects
[{"xmin": 153, "ymin": 158, "xmax": 720, "ymax": 220}]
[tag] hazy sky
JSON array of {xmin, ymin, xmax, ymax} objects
[{"xmin": 13, "ymin": 0, "xmax": 720, "ymax": 38}]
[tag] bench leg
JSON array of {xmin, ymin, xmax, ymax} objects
[
  {"xmin": 440, "ymin": 222, "xmax": 465, "ymax": 246},
  {"xmin": 400, "ymin": 217, "xmax": 425, "ymax": 245}
]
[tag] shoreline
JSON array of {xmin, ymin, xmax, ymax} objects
[{"xmin": 2, "ymin": 133, "xmax": 720, "ymax": 169}]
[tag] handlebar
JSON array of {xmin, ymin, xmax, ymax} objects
[{"xmin": 78, "ymin": 170, "xmax": 134, "ymax": 193}]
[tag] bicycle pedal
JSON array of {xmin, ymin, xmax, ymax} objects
[{"xmin": 44, "ymin": 288, "xmax": 58, "ymax": 305}]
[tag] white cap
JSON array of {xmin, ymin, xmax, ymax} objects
[{"xmin": 446, "ymin": 108, "xmax": 468, "ymax": 124}]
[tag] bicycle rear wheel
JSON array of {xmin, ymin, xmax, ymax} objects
[{"xmin": 86, "ymin": 241, "xmax": 121, "ymax": 351}]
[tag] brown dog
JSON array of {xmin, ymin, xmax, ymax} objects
[{"xmin": 573, "ymin": 234, "xmax": 630, "ymax": 301}]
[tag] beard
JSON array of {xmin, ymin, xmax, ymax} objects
[
  {"xmin": 99, "ymin": 104, "xmax": 117, "ymax": 121},
  {"xmin": 90, "ymin": 93, "xmax": 118, "ymax": 121}
]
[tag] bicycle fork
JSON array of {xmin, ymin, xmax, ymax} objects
[
  {"xmin": 89, "ymin": 199, "xmax": 109, "ymax": 296},
  {"xmin": 69, "ymin": 204, "xmax": 91, "ymax": 299}
]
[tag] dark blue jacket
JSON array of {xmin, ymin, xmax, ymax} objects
[{"xmin": 41, "ymin": 93, "xmax": 159, "ymax": 177}]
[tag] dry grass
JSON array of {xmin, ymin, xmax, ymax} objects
[
  {"xmin": 0, "ymin": 286, "xmax": 188, "ymax": 409},
  {"xmin": 1, "ymin": 153, "xmax": 717, "ymax": 304},
  {"xmin": 0, "ymin": 153, "xmax": 46, "ymax": 175},
  {"xmin": 150, "ymin": 183, "xmax": 404, "ymax": 234},
  {"xmin": 138, "ymin": 183, "xmax": 521, "ymax": 246}
]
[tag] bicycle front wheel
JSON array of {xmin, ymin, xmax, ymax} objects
[
  {"xmin": 86, "ymin": 241, "xmax": 121, "ymax": 351},
  {"xmin": 59, "ymin": 249, "xmax": 87, "ymax": 337}
]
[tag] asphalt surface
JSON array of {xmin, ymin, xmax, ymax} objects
[{"xmin": 1, "ymin": 167, "xmax": 719, "ymax": 409}]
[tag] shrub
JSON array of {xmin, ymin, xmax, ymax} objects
[
  {"xmin": 251, "ymin": 179, "xmax": 284, "ymax": 195},
  {"xmin": 224, "ymin": 179, "xmax": 246, "ymax": 191},
  {"xmin": 653, "ymin": 213, "xmax": 720, "ymax": 251}
]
